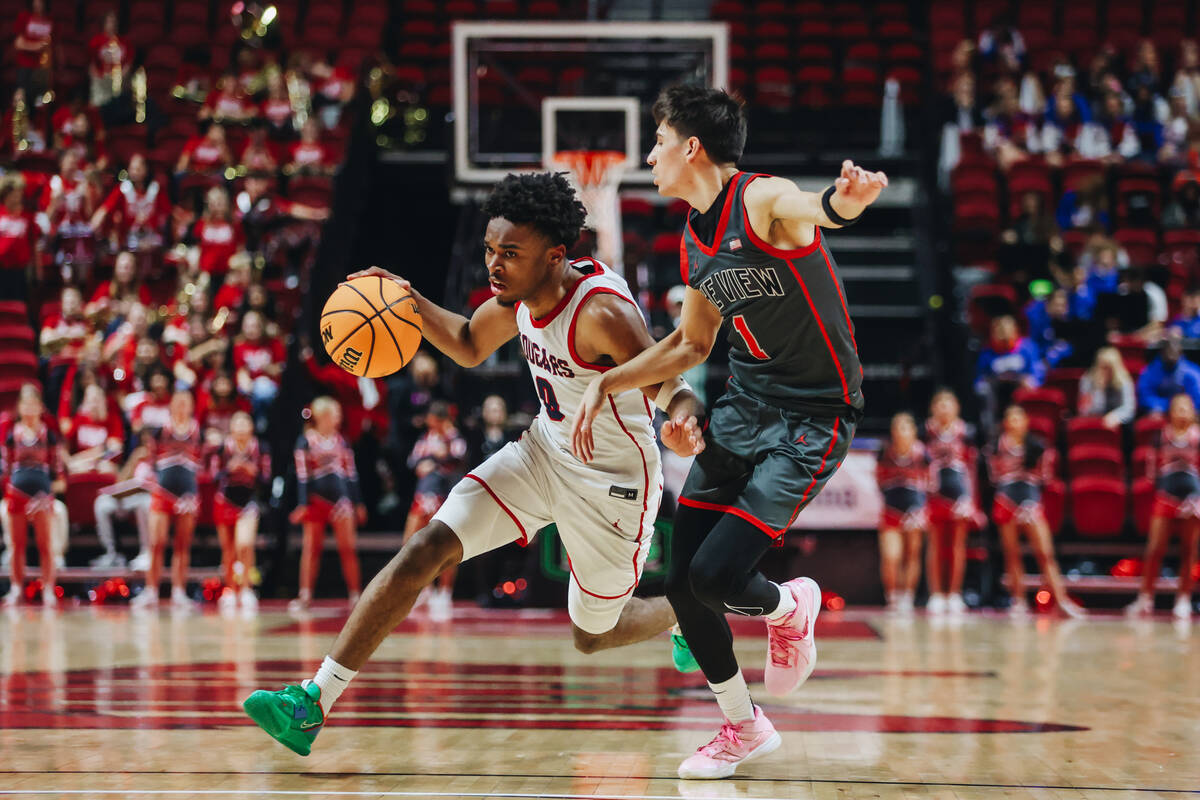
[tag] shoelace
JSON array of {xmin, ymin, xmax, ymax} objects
[
  {"xmin": 768, "ymin": 610, "xmax": 808, "ymax": 668},
  {"xmin": 699, "ymin": 721, "xmax": 744, "ymax": 758}
]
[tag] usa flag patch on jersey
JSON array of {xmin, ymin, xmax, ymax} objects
[{"xmin": 728, "ymin": 238, "xmax": 742, "ymax": 251}]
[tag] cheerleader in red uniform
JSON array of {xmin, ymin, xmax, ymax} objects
[
  {"xmin": 924, "ymin": 390, "xmax": 976, "ymax": 616},
  {"xmin": 1127, "ymin": 393, "xmax": 1200, "ymax": 620},
  {"xmin": 211, "ymin": 411, "xmax": 270, "ymax": 612},
  {"xmin": 876, "ymin": 412, "xmax": 929, "ymax": 614},
  {"xmin": 133, "ymin": 390, "xmax": 204, "ymax": 609},
  {"xmin": 2, "ymin": 385, "xmax": 65, "ymax": 607},
  {"xmin": 987, "ymin": 405, "xmax": 1085, "ymax": 617},
  {"xmin": 290, "ymin": 397, "xmax": 365, "ymax": 611}
]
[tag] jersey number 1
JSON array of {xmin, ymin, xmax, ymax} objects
[
  {"xmin": 733, "ymin": 315, "xmax": 770, "ymax": 359},
  {"xmin": 536, "ymin": 377, "xmax": 565, "ymax": 421}
]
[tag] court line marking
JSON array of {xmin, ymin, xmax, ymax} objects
[{"xmin": 0, "ymin": 776, "xmax": 1196, "ymax": 795}]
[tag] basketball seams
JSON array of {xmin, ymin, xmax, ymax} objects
[
  {"xmin": 374, "ymin": 276, "xmax": 408, "ymax": 372},
  {"xmin": 331, "ymin": 279, "xmax": 417, "ymax": 376}
]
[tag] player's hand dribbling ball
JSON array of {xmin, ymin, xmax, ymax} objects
[{"xmin": 320, "ymin": 273, "xmax": 423, "ymax": 378}]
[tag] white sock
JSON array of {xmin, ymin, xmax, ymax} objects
[
  {"xmin": 308, "ymin": 655, "xmax": 357, "ymax": 712},
  {"xmin": 764, "ymin": 583, "xmax": 796, "ymax": 622},
  {"xmin": 708, "ymin": 671, "xmax": 755, "ymax": 723}
]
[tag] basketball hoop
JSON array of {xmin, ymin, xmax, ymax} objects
[{"xmin": 551, "ymin": 149, "xmax": 627, "ymax": 274}]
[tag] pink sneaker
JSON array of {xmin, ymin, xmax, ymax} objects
[
  {"xmin": 764, "ymin": 577, "xmax": 820, "ymax": 696},
  {"xmin": 677, "ymin": 706, "xmax": 782, "ymax": 780}
]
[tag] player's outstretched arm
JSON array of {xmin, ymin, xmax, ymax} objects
[
  {"xmin": 345, "ymin": 267, "xmax": 517, "ymax": 368},
  {"xmin": 570, "ymin": 288, "xmax": 721, "ymax": 463},
  {"xmin": 751, "ymin": 160, "xmax": 888, "ymax": 229}
]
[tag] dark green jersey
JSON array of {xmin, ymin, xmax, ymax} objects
[{"xmin": 681, "ymin": 171, "xmax": 864, "ymax": 413}]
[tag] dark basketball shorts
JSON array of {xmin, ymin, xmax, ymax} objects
[
  {"xmin": 679, "ymin": 387, "xmax": 856, "ymax": 538},
  {"xmin": 1154, "ymin": 471, "xmax": 1200, "ymax": 519}
]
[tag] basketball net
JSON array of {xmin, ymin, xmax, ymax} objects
[{"xmin": 550, "ymin": 150, "xmax": 627, "ymax": 275}]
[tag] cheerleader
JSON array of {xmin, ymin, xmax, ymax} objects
[
  {"xmin": 2, "ymin": 385, "xmax": 65, "ymax": 607},
  {"xmin": 211, "ymin": 411, "xmax": 270, "ymax": 612},
  {"xmin": 987, "ymin": 405, "xmax": 1085, "ymax": 618},
  {"xmin": 924, "ymin": 390, "xmax": 975, "ymax": 615},
  {"xmin": 876, "ymin": 412, "xmax": 929, "ymax": 614},
  {"xmin": 290, "ymin": 397, "xmax": 365, "ymax": 611},
  {"xmin": 133, "ymin": 390, "xmax": 203, "ymax": 609},
  {"xmin": 1127, "ymin": 393, "xmax": 1200, "ymax": 620}
]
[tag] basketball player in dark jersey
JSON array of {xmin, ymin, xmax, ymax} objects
[
  {"xmin": 2, "ymin": 384, "xmax": 65, "ymax": 607},
  {"xmin": 133, "ymin": 390, "xmax": 204, "ymax": 610},
  {"xmin": 1127, "ymin": 393, "xmax": 1200, "ymax": 620},
  {"xmin": 571, "ymin": 85, "xmax": 886, "ymax": 779}
]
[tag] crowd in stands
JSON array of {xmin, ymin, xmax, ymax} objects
[{"xmin": 936, "ymin": 4, "xmax": 1200, "ymax": 617}]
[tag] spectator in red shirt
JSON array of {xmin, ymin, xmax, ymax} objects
[
  {"xmin": 176, "ymin": 122, "xmax": 233, "ymax": 175},
  {"xmin": 240, "ymin": 122, "xmax": 278, "ymax": 175},
  {"xmin": 129, "ymin": 363, "xmax": 173, "ymax": 439},
  {"xmin": 214, "ymin": 252, "xmax": 251, "ymax": 316},
  {"xmin": 308, "ymin": 55, "xmax": 355, "ymax": 129},
  {"xmin": 55, "ymin": 109, "xmax": 107, "ymax": 170},
  {"xmin": 0, "ymin": 175, "xmax": 38, "ymax": 301},
  {"xmin": 260, "ymin": 71, "xmax": 294, "ymax": 138},
  {"xmin": 40, "ymin": 285, "xmax": 93, "ymax": 395},
  {"xmin": 13, "ymin": 0, "xmax": 52, "ymax": 106},
  {"xmin": 87, "ymin": 10, "xmax": 130, "ymax": 109},
  {"xmin": 233, "ymin": 310, "xmax": 284, "ymax": 431},
  {"xmin": 286, "ymin": 118, "xmax": 333, "ymax": 176},
  {"xmin": 86, "ymin": 250, "xmax": 151, "ymax": 327},
  {"xmin": 198, "ymin": 371, "xmax": 249, "ymax": 446},
  {"xmin": 200, "ymin": 73, "xmax": 253, "ymax": 125},
  {"xmin": 91, "ymin": 154, "xmax": 168, "ymax": 262},
  {"xmin": 65, "ymin": 383, "xmax": 123, "ymax": 475},
  {"xmin": 236, "ymin": 174, "xmax": 329, "ymax": 256},
  {"xmin": 190, "ymin": 186, "xmax": 243, "ymax": 279}
]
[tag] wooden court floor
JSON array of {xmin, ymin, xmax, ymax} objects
[{"xmin": 0, "ymin": 602, "xmax": 1197, "ymax": 800}]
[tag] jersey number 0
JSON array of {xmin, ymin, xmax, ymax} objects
[{"xmin": 536, "ymin": 377, "xmax": 565, "ymax": 421}]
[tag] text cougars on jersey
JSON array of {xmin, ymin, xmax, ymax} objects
[
  {"xmin": 695, "ymin": 265, "xmax": 785, "ymax": 311},
  {"xmin": 519, "ymin": 333, "xmax": 575, "ymax": 378}
]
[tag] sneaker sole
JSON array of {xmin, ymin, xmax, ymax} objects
[
  {"xmin": 243, "ymin": 692, "xmax": 312, "ymax": 757},
  {"xmin": 677, "ymin": 731, "xmax": 782, "ymax": 780}
]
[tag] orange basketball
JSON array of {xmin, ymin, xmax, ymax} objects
[{"xmin": 319, "ymin": 276, "xmax": 423, "ymax": 378}]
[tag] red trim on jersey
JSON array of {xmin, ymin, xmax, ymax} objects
[
  {"xmin": 819, "ymin": 244, "xmax": 862, "ymax": 376},
  {"xmin": 464, "ymin": 473, "xmax": 528, "ymax": 546},
  {"xmin": 529, "ymin": 263, "xmax": 604, "ymax": 329},
  {"xmin": 783, "ymin": 257, "xmax": 851, "ymax": 404},
  {"xmin": 685, "ymin": 172, "xmax": 744, "ymax": 257},
  {"xmin": 607, "ymin": 395, "xmax": 651, "ymax": 587},
  {"xmin": 566, "ymin": 286, "xmax": 643, "ymax": 372},
  {"xmin": 740, "ymin": 174, "xmax": 823, "ymax": 258},
  {"xmin": 643, "ymin": 395, "xmax": 653, "ymax": 420},
  {"xmin": 678, "ymin": 235, "xmax": 690, "ymax": 285}
]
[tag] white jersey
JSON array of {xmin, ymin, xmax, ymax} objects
[{"xmin": 515, "ymin": 257, "xmax": 658, "ymax": 483}]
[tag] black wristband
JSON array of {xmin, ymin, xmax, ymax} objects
[{"xmin": 821, "ymin": 185, "xmax": 863, "ymax": 227}]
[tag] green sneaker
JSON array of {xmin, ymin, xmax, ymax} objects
[
  {"xmin": 671, "ymin": 632, "xmax": 701, "ymax": 673},
  {"xmin": 242, "ymin": 682, "xmax": 325, "ymax": 756}
]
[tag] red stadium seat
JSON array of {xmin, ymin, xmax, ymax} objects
[
  {"xmin": 795, "ymin": 42, "xmax": 834, "ymax": 64},
  {"xmin": 1134, "ymin": 416, "xmax": 1164, "ymax": 449},
  {"xmin": 1067, "ymin": 445, "xmax": 1124, "ymax": 480},
  {"xmin": 0, "ymin": 351, "xmax": 37, "ymax": 383},
  {"xmin": 0, "ymin": 379, "xmax": 38, "ymax": 413},
  {"xmin": 1131, "ymin": 477, "xmax": 1155, "ymax": 536},
  {"xmin": 876, "ymin": 20, "xmax": 913, "ymax": 40},
  {"xmin": 845, "ymin": 42, "xmax": 882, "ymax": 64},
  {"xmin": 1061, "ymin": 159, "xmax": 1106, "ymax": 192},
  {"xmin": 1116, "ymin": 178, "xmax": 1162, "ymax": 227},
  {"xmin": 1070, "ymin": 477, "xmax": 1127, "ymax": 538},
  {"xmin": 796, "ymin": 19, "xmax": 834, "ymax": 38},
  {"xmin": 1043, "ymin": 479, "xmax": 1067, "ymax": 535},
  {"xmin": 1027, "ymin": 414, "xmax": 1057, "ymax": 445},
  {"xmin": 834, "ymin": 20, "xmax": 871, "ymax": 40},
  {"xmin": 0, "ymin": 324, "xmax": 33, "ymax": 352},
  {"xmin": 1014, "ymin": 387, "xmax": 1067, "ymax": 435},
  {"xmin": 1044, "ymin": 367, "xmax": 1085, "ymax": 413},
  {"xmin": 1066, "ymin": 417, "xmax": 1121, "ymax": 451},
  {"xmin": 885, "ymin": 42, "xmax": 924, "ymax": 64},
  {"xmin": 1114, "ymin": 228, "xmax": 1159, "ymax": 268},
  {"xmin": 65, "ymin": 471, "xmax": 117, "ymax": 529},
  {"xmin": 1131, "ymin": 445, "xmax": 1155, "ymax": 481}
]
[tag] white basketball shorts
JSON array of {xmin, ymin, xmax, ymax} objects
[{"xmin": 433, "ymin": 426, "xmax": 662, "ymax": 635}]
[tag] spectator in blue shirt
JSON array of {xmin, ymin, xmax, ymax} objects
[
  {"xmin": 1170, "ymin": 288, "xmax": 1200, "ymax": 339},
  {"xmin": 976, "ymin": 315, "xmax": 1045, "ymax": 429},
  {"xmin": 1136, "ymin": 333, "xmax": 1200, "ymax": 414}
]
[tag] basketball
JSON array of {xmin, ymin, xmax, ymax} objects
[{"xmin": 319, "ymin": 276, "xmax": 422, "ymax": 378}]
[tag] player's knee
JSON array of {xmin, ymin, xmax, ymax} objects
[
  {"xmin": 572, "ymin": 627, "xmax": 606, "ymax": 654},
  {"xmin": 688, "ymin": 559, "xmax": 734, "ymax": 610},
  {"xmin": 401, "ymin": 522, "xmax": 462, "ymax": 575}
]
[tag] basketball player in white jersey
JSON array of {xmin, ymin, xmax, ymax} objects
[{"xmin": 242, "ymin": 171, "xmax": 706, "ymax": 757}]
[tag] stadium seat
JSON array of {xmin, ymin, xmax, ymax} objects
[
  {"xmin": 65, "ymin": 471, "xmax": 117, "ymax": 529},
  {"xmin": 1131, "ymin": 477, "xmax": 1155, "ymax": 536},
  {"xmin": 1114, "ymin": 229, "xmax": 1159, "ymax": 268},
  {"xmin": 1131, "ymin": 445, "xmax": 1154, "ymax": 481},
  {"xmin": 0, "ymin": 324, "xmax": 34, "ymax": 352},
  {"xmin": 1027, "ymin": 415, "xmax": 1057, "ymax": 445},
  {"xmin": 1133, "ymin": 416, "xmax": 1164, "ymax": 449},
  {"xmin": 0, "ymin": 378, "xmax": 38, "ymax": 412},
  {"xmin": 966, "ymin": 282, "xmax": 1016, "ymax": 333},
  {"xmin": 1061, "ymin": 159, "xmax": 1106, "ymax": 193},
  {"xmin": 1043, "ymin": 479, "xmax": 1067, "ymax": 535},
  {"xmin": 1067, "ymin": 445, "xmax": 1124, "ymax": 480},
  {"xmin": 0, "ymin": 350, "xmax": 37, "ymax": 383},
  {"xmin": 1014, "ymin": 386, "xmax": 1067, "ymax": 430},
  {"xmin": 1066, "ymin": 417, "xmax": 1121, "ymax": 451},
  {"xmin": 1044, "ymin": 367, "xmax": 1085, "ymax": 413},
  {"xmin": 1116, "ymin": 178, "xmax": 1162, "ymax": 228},
  {"xmin": 795, "ymin": 42, "xmax": 834, "ymax": 64},
  {"xmin": 1070, "ymin": 477, "xmax": 1127, "ymax": 538}
]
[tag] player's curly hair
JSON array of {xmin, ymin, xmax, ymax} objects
[{"xmin": 482, "ymin": 172, "xmax": 587, "ymax": 248}]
